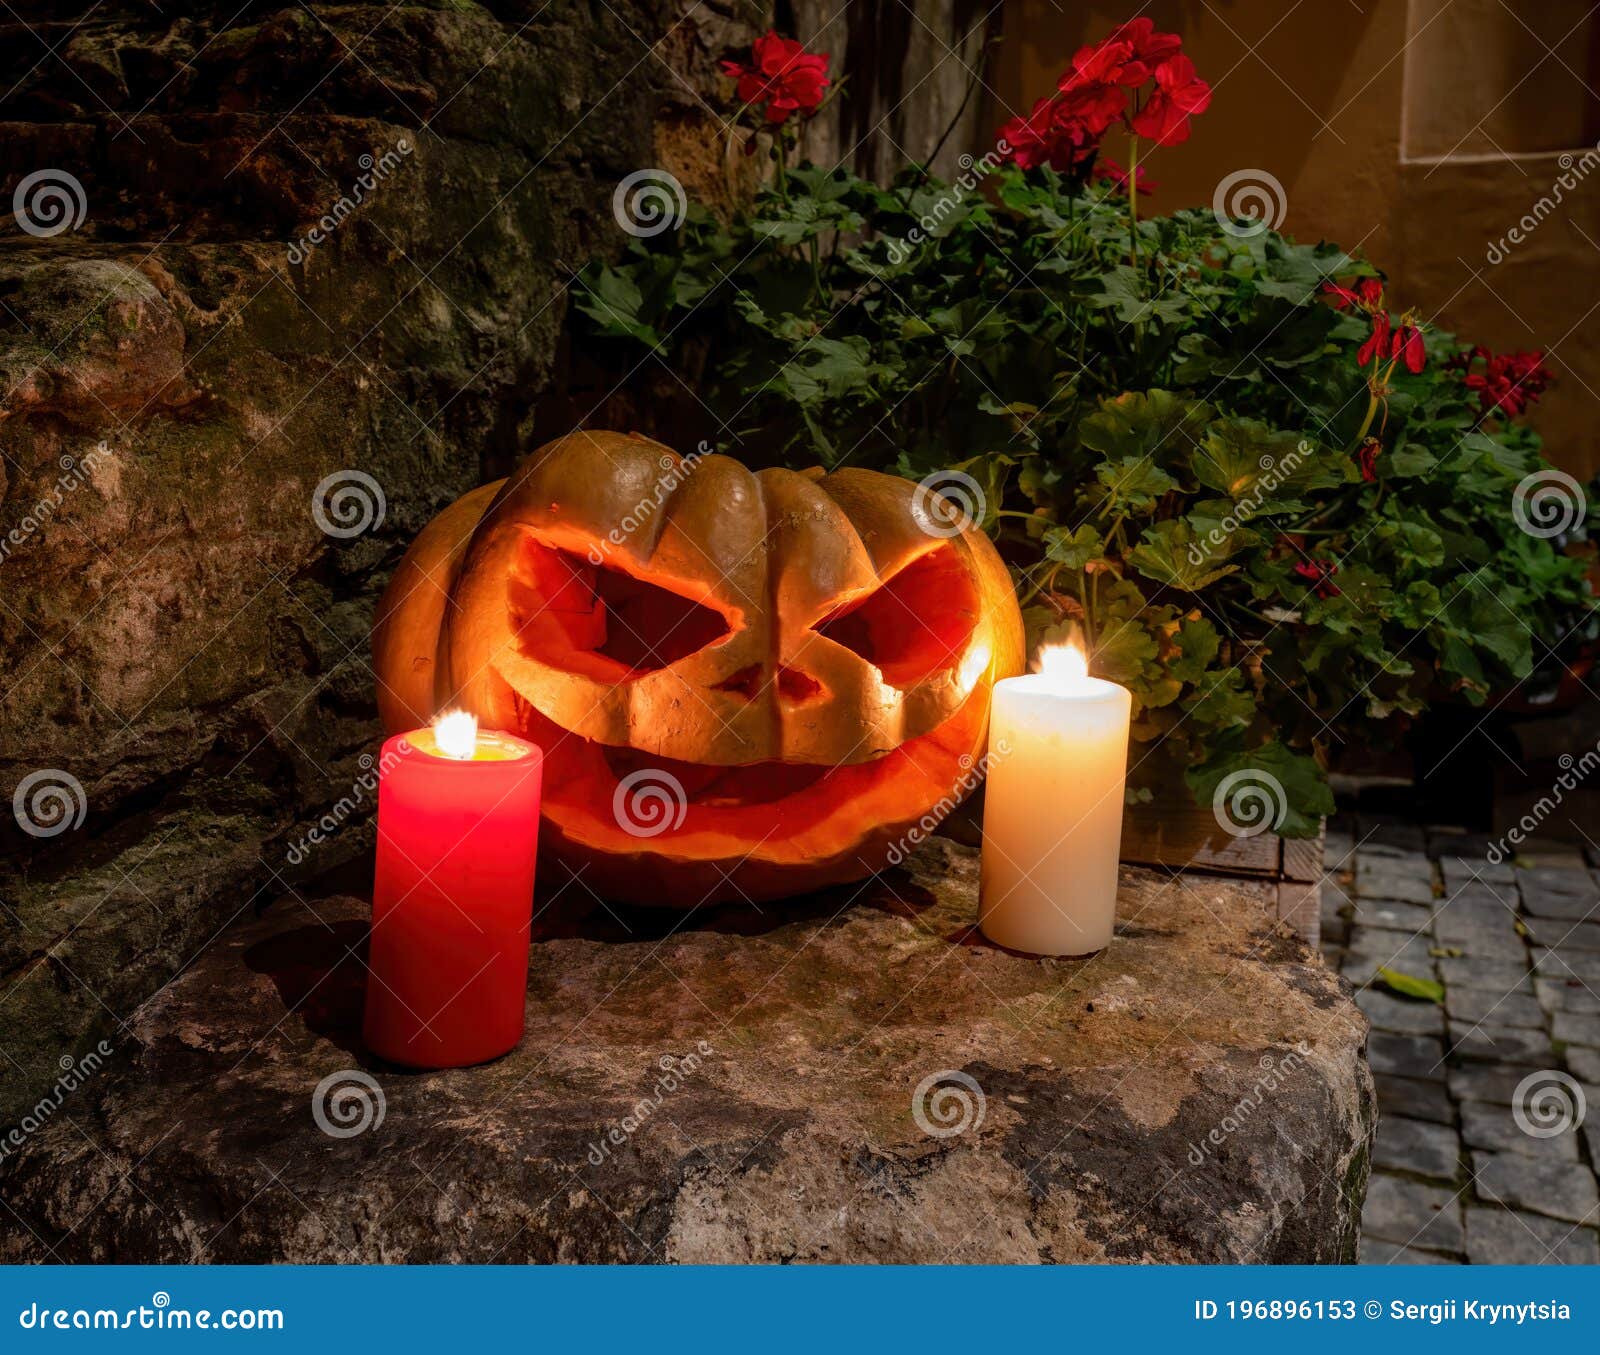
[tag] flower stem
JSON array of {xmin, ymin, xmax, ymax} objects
[{"xmin": 1127, "ymin": 134, "xmax": 1141, "ymax": 269}]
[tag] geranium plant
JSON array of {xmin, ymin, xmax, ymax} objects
[{"xmin": 573, "ymin": 25, "xmax": 1596, "ymax": 833}]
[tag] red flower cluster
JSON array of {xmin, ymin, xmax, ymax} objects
[
  {"xmin": 1322, "ymin": 278, "xmax": 1425, "ymax": 374},
  {"xmin": 1293, "ymin": 558, "xmax": 1341, "ymax": 599},
  {"xmin": 1454, "ymin": 346, "xmax": 1552, "ymax": 418},
  {"xmin": 722, "ymin": 31, "xmax": 830, "ymax": 125},
  {"xmin": 997, "ymin": 18, "xmax": 1210, "ymax": 172}
]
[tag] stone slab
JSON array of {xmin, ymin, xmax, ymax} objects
[
  {"xmin": 1464, "ymin": 1208, "xmax": 1600, "ymax": 1265},
  {"xmin": 0, "ymin": 841, "xmax": 1374, "ymax": 1264}
]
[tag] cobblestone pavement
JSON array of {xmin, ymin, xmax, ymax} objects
[{"xmin": 1320, "ymin": 816, "xmax": 1600, "ymax": 1264}]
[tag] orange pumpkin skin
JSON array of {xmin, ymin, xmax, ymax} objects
[{"xmin": 373, "ymin": 430, "xmax": 1025, "ymax": 906}]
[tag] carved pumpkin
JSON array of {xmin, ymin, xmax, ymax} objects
[{"xmin": 373, "ymin": 430, "xmax": 1024, "ymax": 905}]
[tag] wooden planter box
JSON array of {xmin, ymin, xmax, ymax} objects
[{"xmin": 1121, "ymin": 800, "xmax": 1325, "ymax": 948}]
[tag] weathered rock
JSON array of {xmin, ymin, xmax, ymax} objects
[
  {"xmin": 1361, "ymin": 1174, "xmax": 1463, "ymax": 1254},
  {"xmin": 0, "ymin": 840, "xmax": 1374, "ymax": 1263},
  {"xmin": 0, "ymin": 0, "xmax": 753, "ymax": 1124},
  {"xmin": 1370, "ymin": 1117, "xmax": 1459, "ymax": 1181},
  {"xmin": 1464, "ymin": 1207, "xmax": 1600, "ymax": 1266},
  {"xmin": 1472, "ymin": 1151, "xmax": 1600, "ymax": 1224}
]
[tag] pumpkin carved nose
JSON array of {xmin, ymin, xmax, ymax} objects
[{"xmin": 711, "ymin": 664, "xmax": 824, "ymax": 703}]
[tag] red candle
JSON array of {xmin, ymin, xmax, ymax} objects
[{"xmin": 363, "ymin": 713, "xmax": 543, "ymax": 1069}]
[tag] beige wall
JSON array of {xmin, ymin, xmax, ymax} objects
[{"xmin": 990, "ymin": 0, "xmax": 1599, "ymax": 479}]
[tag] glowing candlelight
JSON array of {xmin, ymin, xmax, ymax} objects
[
  {"xmin": 978, "ymin": 641, "xmax": 1132, "ymax": 956},
  {"xmin": 432, "ymin": 709, "xmax": 478, "ymax": 760},
  {"xmin": 362, "ymin": 714, "xmax": 543, "ymax": 1068}
]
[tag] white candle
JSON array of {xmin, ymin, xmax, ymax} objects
[{"xmin": 979, "ymin": 643, "xmax": 1132, "ymax": 956}]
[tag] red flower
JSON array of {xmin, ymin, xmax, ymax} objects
[
  {"xmin": 1357, "ymin": 438, "xmax": 1381, "ymax": 483},
  {"xmin": 1129, "ymin": 54, "xmax": 1212, "ymax": 145},
  {"xmin": 1062, "ymin": 36, "xmax": 1147, "ymax": 90},
  {"xmin": 722, "ymin": 31, "xmax": 830, "ymax": 125},
  {"xmin": 1391, "ymin": 323, "xmax": 1426, "ymax": 374},
  {"xmin": 1108, "ymin": 17, "xmax": 1184, "ymax": 68},
  {"xmin": 1056, "ymin": 71, "xmax": 1129, "ymax": 135},
  {"xmin": 1098, "ymin": 157, "xmax": 1156, "ymax": 195},
  {"xmin": 1357, "ymin": 311, "xmax": 1390, "ymax": 368},
  {"xmin": 1456, "ymin": 346, "xmax": 1552, "ymax": 417},
  {"xmin": 1293, "ymin": 559, "xmax": 1341, "ymax": 599},
  {"xmin": 1322, "ymin": 278, "xmax": 1383, "ymax": 311},
  {"xmin": 999, "ymin": 95, "xmax": 1102, "ymax": 172}
]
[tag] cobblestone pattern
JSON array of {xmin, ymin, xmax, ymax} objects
[{"xmin": 1321, "ymin": 816, "xmax": 1600, "ymax": 1265}]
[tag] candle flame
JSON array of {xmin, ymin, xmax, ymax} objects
[
  {"xmin": 1037, "ymin": 641, "xmax": 1089, "ymax": 690},
  {"xmin": 433, "ymin": 709, "xmax": 478, "ymax": 760}
]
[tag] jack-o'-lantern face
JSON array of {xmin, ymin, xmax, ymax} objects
[{"xmin": 373, "ymin": 430, "xmax": 1024, "ymax": 905}]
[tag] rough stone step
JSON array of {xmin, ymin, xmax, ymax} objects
[
  {"xmin": 1460, "ymin": 1102, "xmax": 1582, "ymax": 1161},
  {"xmin": 1374, "ymin": 1074, "xmax": 1454, "ymax": 1126},
  {"xmin": 1444, "ymin": 987, "xmax": 1545, "ymax": 1030},
  {"xmin": 1361, "ymin": 1174, "xmax": 1464, "ymax": 1253},
  {"xmin": 1464, "ymin": 1207, "xmax": 1600, "ymax": 1265},
  {"xmin": 1471, "ymin": 1152, "xmax": 1600, "ymax": 1225},
  {"xmin": 0, "ymin": 840, "xmax": 1374, "ymax": 1265},
  {"xmin": 1371, "ymin": 1116, "xmax": 1461, "ymax": 1181}
]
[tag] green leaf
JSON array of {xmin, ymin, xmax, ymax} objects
[
  {"xmin": 1374, "ymin": 967, "xmax": 1446, "ymax": 1004},
  {"xmin": 1043, "ymin": 523, "xmax": 1104, "ymax": 568},
  {"xmin": 1128, "ymin": 520, "xmax": 1241, "ymax": 590},
  {"xmin": 1185, "ymin": 740, "xmax": 1334, "ymax": 838},
  {"xmin": 1096, "ymin": 457, "xmax": 1178, "ymax": 512}
]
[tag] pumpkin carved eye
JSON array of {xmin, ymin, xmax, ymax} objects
[
  {"xmin": 509, "ymin": 540, "xmax": 731, "ymax": 678},
  {"xmin": 814, "ymin": 546, "xmax": 979, "ymax": 688}
]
